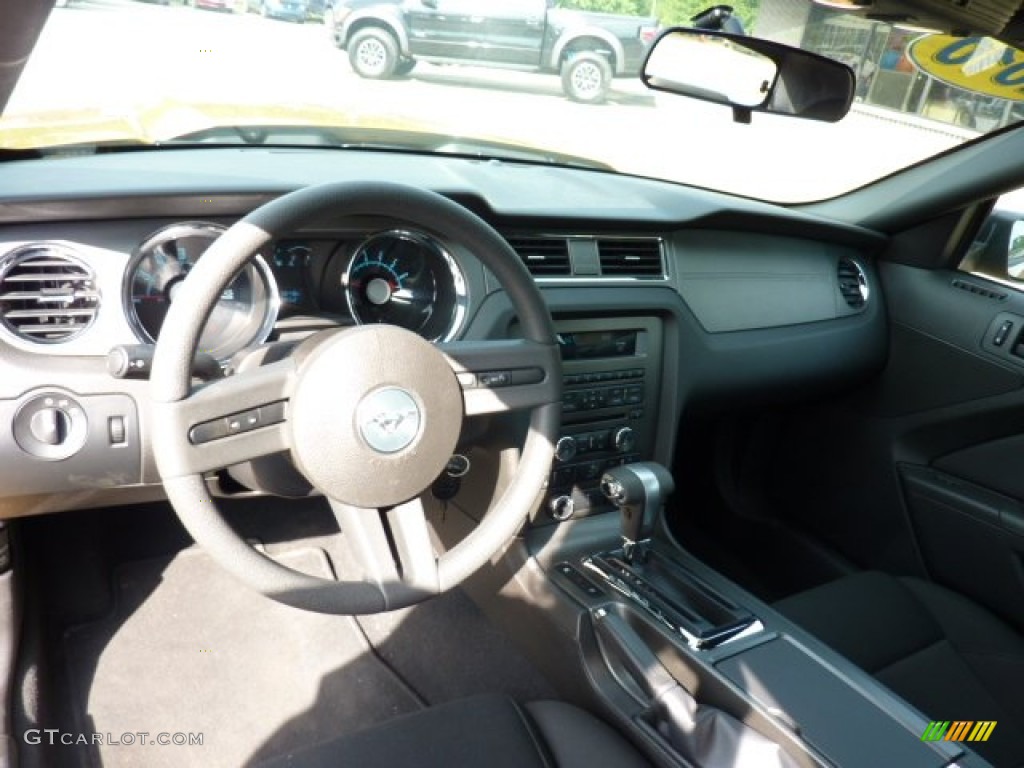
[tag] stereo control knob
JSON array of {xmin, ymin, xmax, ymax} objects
[
  {"xmin": 613, "ymin": 427, "xmax": 636, "ymax": 453},
  {"xmin": 555, "ymin": 436, "xmax": 578, "ymax": 463},
  {"xmin": 549, "ymin": 495, "xmax": 575, "ymax": 521}
]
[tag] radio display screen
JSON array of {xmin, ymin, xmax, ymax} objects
[{"xmin": 558, "ymin": 330, "xmax": 637, "ymax": 360}]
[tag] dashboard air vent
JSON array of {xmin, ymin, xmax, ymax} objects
[
  {"xmin": 506, "ymin": 237, "xmax": 571, "ymax": 277},
  {"xmin": 597, "ymin": 238, "xmax": 663, "ymax": 277},
  {"xmin": 0, "ymin": 244, "xmax": 99, "ymax": 343},
  {"xmin": 837, "ymin": 258, "xmax": 869, "ymax": 309}
]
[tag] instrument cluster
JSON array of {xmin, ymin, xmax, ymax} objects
[{"xmin": 123, "ymin": 223, "xmax": 469, "ymax": 361}]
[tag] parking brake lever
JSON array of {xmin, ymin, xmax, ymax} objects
[{"xmin": 593, "ymin": 608, "xmax": 800, "ymax": 768}]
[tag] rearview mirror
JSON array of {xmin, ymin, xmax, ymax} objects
[{"xmin": 642, "ymin": 28, "xmax": 856, "ymax": 123}]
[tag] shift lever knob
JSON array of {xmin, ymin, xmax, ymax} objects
[{"xmin": 600, "ymin": 462, "xmax": 675, "ymax": 562}]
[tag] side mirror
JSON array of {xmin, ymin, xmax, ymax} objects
[
  {"xmin": 642, "ymin": 28, "xmax": 856, "ymax": 123},
  {"xmin": 1008, "ymin": 220, "xmax": 1024, "ymax": 278}
]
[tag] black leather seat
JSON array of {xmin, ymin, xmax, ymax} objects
[
  {"xmin": 775, "ymin": 571, "xmax": 1024, "ymax": 767},
  {"xmin": 255, "ymin": 694, "xmax": 651, "ymax": 768}
]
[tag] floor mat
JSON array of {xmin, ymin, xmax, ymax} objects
[
  {"xmin": 356, "ymin": 587, "xmax": 558, "ymax": 705},
  {"xmin": 63, "ymin": 547, "xmax": 422, "ymax": 768}
]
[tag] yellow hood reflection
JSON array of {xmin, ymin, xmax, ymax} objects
[{"xmin": 0, "ymin": 100, "xmax": 442, "ymax": 150}]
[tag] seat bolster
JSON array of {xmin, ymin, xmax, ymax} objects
[
  {"xmin": 255, "ymin": 695, "xmax": 555, "ymax": 768},
  {"xmin": 524, "ymin": 701, "xmax": 651, "ymax": 768},
  {"xmin": 774, "ymin": 571, "xmax": 942, "ymax": 673},
  {"xmin": 900, "ymin": 577, "xmax": 1024, "ymax": 658}
]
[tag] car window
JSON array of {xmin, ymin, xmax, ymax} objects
[{"xmin": 961, "ymin": 188, "xmax": 1024, "ymax": 284}]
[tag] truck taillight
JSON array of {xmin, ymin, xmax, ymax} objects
[{"xmin": 640, "ymin": 26, "xmax": 659, "ymax": 44}]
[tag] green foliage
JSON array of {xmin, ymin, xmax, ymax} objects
[{"xmin": 559, "ymin": 0, "xmax": 760, "ymax": 31}]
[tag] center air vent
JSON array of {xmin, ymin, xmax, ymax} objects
[
  {"xmin": 597, "ymin": 238, "xmax": 664, "ymax": 277},
  {"xmin": 0, "ymin": 244, "xmax": 100, "ymax": 343},
  {"xmin": 506, "ymin": 237, "xmax": 571, "ymax": 277},
  {"xmin": 837, "ymin": 258, "xmax": 869, "ymax": 309}
]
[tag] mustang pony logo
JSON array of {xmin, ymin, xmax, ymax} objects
[
  {"xmin": 357, "ymin": 388, "xmax": 421, "ymax": 453},
  {"xmin": 369, "ymin": 409, "xmax": 418, "ymax": 435}
]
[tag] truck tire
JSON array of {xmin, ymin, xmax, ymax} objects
[
  {"xmin": 348, "ymin": 27, "xmax": 400, "ymax": 79},
  {"xmin": 561, "ymin": 51, "xmax": 612, "ymax": 104},
  {"xmin": 394, "ymin": 58, "xmax": 416, "ymax": 77}
]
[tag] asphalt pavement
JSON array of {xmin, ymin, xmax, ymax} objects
[{"xmin": 4, "ymin": 0, "xmax": 970, "ymax": 202}]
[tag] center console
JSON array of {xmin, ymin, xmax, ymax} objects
[
  {"xmin": 533, "ymin": 462, "xmax": 986, "ymax": 768},
  {"xmin": 537, "ymin": 316, "xmax": 663, "ymax": 525}
]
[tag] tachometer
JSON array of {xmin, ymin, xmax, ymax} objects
[
  {"xmin": 343, "ymin": 230, "xmax": 466, "ymax": 341},
  {"xmin": 124, "ymin": 222, "xmax": 279, "ymax": 361}
]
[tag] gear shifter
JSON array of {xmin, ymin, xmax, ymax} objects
[{"xmin": 600, "ymin": 462, "xmax": 675, "ymax": 563}]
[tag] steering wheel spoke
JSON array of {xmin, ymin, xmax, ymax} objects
[
  {"xmin": 154, "ymin": 358, "xmax": 295, "ymax": 477},
  {"xmin": 440, "ymin": 339, "xmax": 561, "ymax": 416},
  {"xmin": 330, "ymin": 497, "xmax": 440, "ymax": 604}
]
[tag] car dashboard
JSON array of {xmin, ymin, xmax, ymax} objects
[{"xmin": 0, "ymin": 145, "xmax": 886, "ymax": 521}]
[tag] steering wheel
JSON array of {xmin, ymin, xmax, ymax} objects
[{"xmin": 150, "ymin": 182, "xmax": 561, "ymax": 614}]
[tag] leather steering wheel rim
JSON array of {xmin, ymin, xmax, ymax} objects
[{"xmin": 150, "ymin": 181, "xmax": 561, "ymax": 614}]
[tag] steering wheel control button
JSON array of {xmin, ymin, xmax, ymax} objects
[
  {"xmin": 189, "ymin": 400, "xmax": 287, "ymax": 445},
  {"xmin": 189, "ymin": 418, "xmax": 229, "ymax": 445},
  {"xmin": 13, "ymin": 392, "xmax": 89, "ymax": 460},
  {"xmin": 357, "ymin": 387, "xmax": 422, "ymax": 454},
  {"xmin": 478, "ymin": 371, "xmax": 511, "ymax": 387}
]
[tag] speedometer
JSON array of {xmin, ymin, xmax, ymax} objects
[
  {"xmin": 343, "ymin": 230, "xmax": 467, "ymax": 342},
  {"xmin": 124, "ymin": 222, "xmax": 279, "ymax": 361}
]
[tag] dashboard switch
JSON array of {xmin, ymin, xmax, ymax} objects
[
  {"xmin": 13, "ymin": 392, "xmax": 88, "ymax": 460},
  {"xmin": 30, "ymin": 408, "xmax": 66, "ymax": 446},
  {"xmin": 994, "ymin": 320, "xmax": 1014, "ymax": 347},
  {"xmin": 108, "ymin": 416, "xmax": 127, "ymax": 445}
]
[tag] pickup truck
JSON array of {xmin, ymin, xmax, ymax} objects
[{"xmin": 325, "ymin": 0, "xmax": 659, "ymax": 103}]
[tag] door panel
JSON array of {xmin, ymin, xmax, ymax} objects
[
  {"xmin": 900, "ymin": 465, "xmax": 1024, "ymax": 633},
  {"xmin": 406, "ymin": 0, "xmax": 545, "ymax": 65}
]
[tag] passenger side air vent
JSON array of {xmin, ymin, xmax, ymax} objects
[
  {"xmin": 597, "ymin": 238, "xmax": 664, "ymax": 277},
  {"xmin": 0, "ymin": 244, "xmax": 100, "ymax": 343},
  {"xmin": 837, "ymin": 258, "xmax": 869, "ymax": 309},
  {"xmin": 506, "ymin": 237, "xmax": 571, "ymax": 277}
]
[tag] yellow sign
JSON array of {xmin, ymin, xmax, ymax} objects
[{"xmin": 907, "ymin": 35, "xmax": 1024, "ymax": 102}]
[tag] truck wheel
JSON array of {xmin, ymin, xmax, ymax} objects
[
  {"xmin": 349, "ymin": 28, "xmax": 400, "ymax": 80},
  {"xmin": 561, "ymin": 52, "xmax": 612, "ymax": 104}
]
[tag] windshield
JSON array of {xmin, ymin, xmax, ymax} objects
[{"xmin": 2, "ymin": 0, "xmax": 1022, "ymax": 203}]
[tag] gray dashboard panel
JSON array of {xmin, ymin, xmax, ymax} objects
[{"xmin": 671, "ymin": 231, "xmax": 867, "ymax": 332}]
